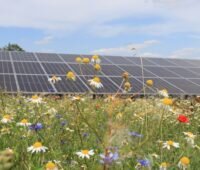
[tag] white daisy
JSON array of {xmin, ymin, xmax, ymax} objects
[
  {"xmin": 71, "ymin": 96, "xmax": 85, "ymax": 101},
  {"xmin": 159, "ymin": 162, "xmax": 168, "ymax": 170},
  {"xmin": 88, "ymin": 77, "xmax": 103, "ymax": 89},
  {"xmin": 28, "ymin": 95, "xmax": 43, "ymax": 104},
  {"xmin": 163, "ymin": 140, "xmax": 179, "ymax": 150},
  {"xmin": 17, "ymin": 119, "xmax": 31, "ymax": 127},
  {"xmin": 76, "ymin": 149, "xmax": 94, "ymax": 159},
  {"xmin": 45, "ymin": 161, "xmax": 58, "ymax": 170},
  {"xmin": 1, "ymin": 115, "xmax": 13, "ymax": 123},
  {"xmin": 27, "ymin": 142, "xmax": 48, "ymax": 153},
  {"xmin": 158, "ymin": 89, "xmax": 169, "ymax": 98},
  {"xmin": 48, "ymin": 75, "xmax": 61, "ymax": 84},
  {"xmin": 183, "ymin": 132, "xmax": 196, "ymax": 147},
  {"xmin": 178, "ymin": 157, "xmax": 190, "ymax": 170}
]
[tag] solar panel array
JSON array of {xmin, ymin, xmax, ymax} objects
[{"xmin": 0, "ymin": 51, "xmax": 200, "ymax": 95}]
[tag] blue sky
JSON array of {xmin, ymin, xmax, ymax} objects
[{"xmin": 0, "ymin": 0, "xmax": 200, "ymax": 58}]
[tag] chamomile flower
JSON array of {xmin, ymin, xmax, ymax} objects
[
  {"xmin": 88, "ymin": 77, "xmax": 103, "ymax": 89},
  {"xmin": 66, "ymin": 71, "xmax": 76, "ymax": 81},
  {"xmin": 162, "ymin": 98, "xmax": 173, "ymax": 105},
  {"xmin": 160, "ymin": 162, "xmax": 168, "ymax": 170},
  {"xmin": 27, "ymin": 142, "xmax": 48, "ymax": 153},
  {"xmin": 183, "ymin": 132, "xmax": 196, "ymax": 147},
  {"xmin": 178, "ymin": 157, "xmax": 190, "ymax": 170},
  {"xmin": 163, "ymin": 140, "xmax": 179, "ymax": 150},
  {"xmin": 158, "ymin": 89, "xmax": 169, "ymax": 98},
  {"xmin": 76, "ymin": 57, "xmax": 82, "ymax": 63},
  {"xmin": 76, "ymin": 149, "xmax": 94, "ymax": 159},
  {"xmin": 48, "ymin": 75, "xmax": 61, "ymax": 84},
  {"xmin": 71, "ymin": 96, "xmax": 85, "ymax": 102},
  {"xmin": 123, "ymin": 81, "xmax": 131, "ymax": 92},
  {"xmin": 146, "ymin": 79, "xmax": 153, "ymax": 86},
  {"xmin": 1, "ymin": 115, "xmax": 13, "ymax": 123},
  {"xmin": 82, "ymin": 58, "xmax": 90, "ymax": 64},
  {"xmin": 91, "ymin": 55, "xmax": 101, "ymax": 64},
  {"xmin": 94, "ymin": 64, "xmax": 101, "ymax": 71},
  {"xmin": 28, "ymin": 95, "xmax": 43, "ymax": 104},
  {"xmin": 45, "ymin": 161, "xmax": 58, "ymax": 170},
  {"xmin": 17, "ymin": 119, "xmax": 31, "ymax": 127}
]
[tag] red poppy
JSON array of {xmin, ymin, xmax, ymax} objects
[{"xmin": 177, "ymin": 115, "xmax": 189, "ymax": 123}]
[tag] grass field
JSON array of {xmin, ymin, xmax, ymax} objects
[{"xmin": 0, "ymin": 93, "xmax": 199, "ymax": 170}]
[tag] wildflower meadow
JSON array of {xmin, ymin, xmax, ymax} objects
[{"xmin": 0, "ymin": 55, "xmax": 200, "ymax": 170}]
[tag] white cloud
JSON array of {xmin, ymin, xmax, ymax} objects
[
  {"xmin": 169, "ymin": 48, "xmax": 200, "ymax": 59},
  {"xmin": 0, "ymin": 0, "xmax": 200, "ymax": 37},
  {"xmin": 34, "ymin": 35, "xmax": 54, "ymax": 45},
  {"xmin": 92, "ymin": 40, "xmax": 159, "ymax": 56}
]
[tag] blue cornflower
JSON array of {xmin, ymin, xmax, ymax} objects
[
  {"xmin": 137, "ymin": 159, "xmax": 151, "ymax": 167},
  {"xmin": 100, "ymin": 151, "xmax": 119, "ymax": 165},
  {"xmin": 29, "ymin": 123, "xmax": 43, "ymax": 131},
  {"xmin": 61, "ymin": 121, "xmax": 67, "ymax": 126},
  {"xmin": 129, "ymin": 132, "xmax": 143, "ymax": 138}
]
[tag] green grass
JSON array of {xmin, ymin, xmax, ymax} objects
[{"xmin": 0, "ymin": 94, "xmax": 199, "ymax": 170}]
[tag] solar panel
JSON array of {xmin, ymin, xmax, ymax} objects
[
  {"xmin": 167, "ymin": 59, "xmax": 196, "ymax": 67},
  {"xmin": 53, "ymin": 76, "xmax": 90, "ymax": 93},
  {"xmin": 81, "ymin": 76, "xmax": 120, "ymax": 93},
  {"xmin": 17, "ymin": 75, "xmax": 54, "ymax": 92},
  {"xmin": 110, "ymin": 77, "xmax": 154, "ymax": 94},
  {"xmin": 165, "ymin": 67, "xmax": 200, "ymax": 78},
  {"xmin": 100, "ymin": 65, "xmax": 124, "ymax": 76},
  {"xmin": 164, "ymin": 78, "xmax": 200, "ymax": 94},
  {"xmin": 60, "ymin": 54, "xmax": 79, "ymax": 63},
  {"xmin": 68, "ymin": 63, "xmax": 103, "ymax": 76},
  {"xmin": 0, "ymin": 74, "xmax": 17, "ymax": 92},
  {"xmin": 0, "ymin": 51, "xmax": 10, "ymax": 61},
  {"xmin": 144, "ymin": 66, "xmax": 181, "ymax": 78},
  {"xmin": 0, "ymin": 61, "xmax": 13, "ymax": 73},
  {"xmin": 145, "ymin": 58, "xmax": 177, "ymax": 66},
  {"xmin": 14, "ymin": 62, "xmax": 44, "ymax": 74},
  {"xmin": 105, "ymin": 56, "xmax": 135, "ymax": 65},
  {"xmin": 36, "ymin": 53, "xmax": 63, "ymax": 62},
  {"xmin": 1, "ymin": 51, "xmax": 200, "ymax": 95},
  {"xmin": 11, "ymin": 52, "xmax": 37, "ymax": 61},
  {"xmin": 42, "ymin": 63, "xmax": 70, "ymax": 75}
]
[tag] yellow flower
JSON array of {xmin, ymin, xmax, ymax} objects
[
  {"xmin": 178, "ymin": 157, "xmax": 190, "ymax": 169},
  {"xmin": 46, "ymin": 162, "xmax": 58, "ymax": 170},
  {"xmin": 94, "ymin": 64, "xmax": 101, "ymax": 71},
  {"xmin": 162, "ymin": 98, "xmax": 173, "ymax": 105},
  {"xmin": 82, "ymin": 58, "xmax": 90, "ymax": 64},
  {"xmin": 1, "ymin": 115, "xmax": 13, "ymax": 123},
  {"xmin": 146, "ymin": 79, "xmax": 153, "ymax": 86},
  {"xmin": 88, "ymin": 77, "xmax": 103, "ymax": 88},
  {"xmin": 122, "ymin": 72, "xmax": 129, "ymax": 79},
  {"xmin": 92, "ymin": 55, "xmax": 99, "ymax": 60},
  {"xmin": 124, "ymin": 82, "xmax": 131, "ymax": 92},
  {"xmin": 76, "ymin": 57, "xmax": 82, "ymax": 63},
  {"xmin": 66, "ymin": 71, "xmax": 76, "ymax": 81}
]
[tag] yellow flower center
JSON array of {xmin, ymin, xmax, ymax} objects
[
  {"xmin": 162, "ymin": 98, "xmax": 173, "ymax": 105},
  {"xmin": 46, "ymin": 162, "xmax": 56, "ymax": 169},
  {"xmin": 81, "ymin": 150, "xmax": 89, "ymax": 155},
  {"xmin": 180, "ymin": 157, "xmax": 190, "ymax": 165},
  {"xmin": 92, "ymin": 55, "xmax": 99, "ymax": 60},
  {"xmin": 3, "ymin": 115, "xmax": 11, "ymax": 120},
  {"xmin": 76, "ymin": 57, "xmax": 82, "ymax": 63},
  {"xmin": 51, "ymin": 75, "xmax": 57, "ymax": 80},
  {"xmin": 32, "ymin": 95, "xmax": 39, "ymax": 100},
  {"xmin": 146, "ymin": 79, "xmax": 153, "ymax": 86},
  {"xmin": 94, "ymin": 64, "xmax": 101, "ymax": 71},
  {"xmin": 122, "ymin": 72, "xmax": 129, "ymax": 79},
  {"xmin": 66, "ymin": 71, "xmax": 75, "ymax": 79},
  {"xmin": 124, "ymin": 82, "xmax": 131, "ymax": 89},
  {"xmin": 160, "ymin": 162, "xmax": 167, "ymax": 167},
  {"xmin": 21, "ymin": 119, "xmax": 28, "ymax": 123},
  {"xmin": 33, "ymin": 142, "xmax": 42, "ymax": 148},
  {"xmin": 167, "ymin": 140, "xmax": 174, "ymax": 145},
  {"xmin": 82, "ymin": 58, "xmax": 90, "ymax": 64},
  {"xmin": 93, "ymin": 77, "xmax": 101, "ymax": 83}
]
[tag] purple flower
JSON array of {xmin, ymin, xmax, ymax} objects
[
  {"xmin": 29, "ymin": 123, "xmax": 43, "ymax": 131},
  {"xmin": 129, "ymin": 132, "xmax": 143, "ymax": 138},
  {"xmin": 100, "ymin": 151, "xmax": 119, "ymax": 165},
  {"xmin": 137, "ymin": 159, "xmax": 150, "ymax": 167},
  {"xmin": 61, "ymin": 121, "xmax": 67, "ymax": 126}
]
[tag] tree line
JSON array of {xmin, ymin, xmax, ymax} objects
[{"xmin": 0, "ymin": 43, "xmax": 25, "ymax": 52}]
